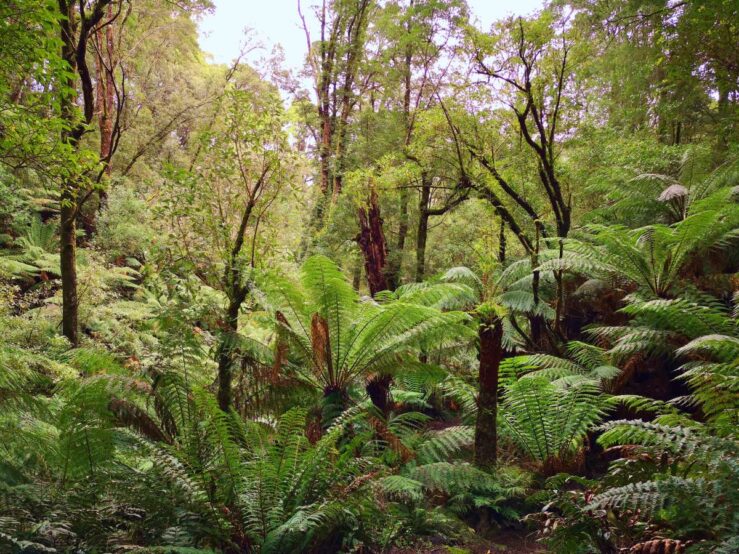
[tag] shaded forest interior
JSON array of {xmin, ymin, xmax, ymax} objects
[{"xmin": 0, "ymin": 0, "xmax": 737, "ymax": 553}]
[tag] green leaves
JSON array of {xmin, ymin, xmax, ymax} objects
[
  {"xmin": 262, "ymin": 255, "xmax": 471, "ymax": 394},
  {"xmin": 501, "ymin": 377, "xmax": 609, "ymax": 464},
  {"xmin": 590, "ymin": 419, "xmax": 739, "ymax": 543}
]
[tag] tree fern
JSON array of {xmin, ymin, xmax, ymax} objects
[
  {"xmin": 588, "ymin": 420, "xmax": 738, "ymax": 546},
  {"xmin": 500, "ymin": 377, "xmax": 610, "ymax": 466},
  {"xmin": 259, "ymin": 255, "xmax": 471, "ymax": 408}
]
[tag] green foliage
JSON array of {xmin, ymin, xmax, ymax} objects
[
  {"xmin": 260, "ymin": 255, "xmax": 472, "ymax": 400},
  {"xmin": 500, "ymin": 377, "xmax": 610, "ymax": 466},
  {"xmin": 0, "ymin": 0, "xmax": 737, "ymax": 552},
  {"xmin": 589, "ymin": 420, "xmax": 739, "ymax": 548}
]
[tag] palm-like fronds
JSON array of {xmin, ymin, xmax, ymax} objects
[
  {"xmin": 0, "ymin": 217, "xmax": 59, "ymax": 279},
  {"xmin": 540, "ymin": 184, "xmax": 738, "ymax": 298},
  {"xmin": 676, "ymin": 333, "xmax": 739, "ymax": 435},
  {"xmin": 588, "ymin": 420, "xmax": 739, "ymax": 546},
  {"xmin": 507, "ymin": 341, "xmax": 621, "ymax": 388},
  {"xmin": 259, "ymin": 255, "xmax": 471, "ymax": 396},
  {"xmin": 500, "ymin": 377, "xmax": 610, "ymax": 466},
  {"xmin": 238, "ymin": 408, "xmax": 375, "ymax": 553}
]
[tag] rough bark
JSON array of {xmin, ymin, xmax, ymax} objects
[
  {"xmin": 357, "ymin": 188, "xmax": 389, "ymax": 296},
  {"xmin": 357, "ymin": 188, "xmax": 393, "ymax": 415},
  {"xmin": 366, "ymin": 373, "xmax": 393, "ymax": 414},
  {"xmin": 474, "ymin": 318, "xmax": 503, "ymax": 468},
  {"xmin": 60, "ymin": 199, "xmax": 79, "ymax": 345}
]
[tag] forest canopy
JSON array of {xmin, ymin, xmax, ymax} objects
[{"xmin": 0, "ymin": 0, "xmax": 737, "ymax": 552}]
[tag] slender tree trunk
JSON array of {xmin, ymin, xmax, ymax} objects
[
  {"xmin": 673, "ymin": 121, "xmax": 682, "ymax": 146},
  {"xmin": 319, "ymin": 116, "xmax": 332, "ymax": 195},
  {"xmin": 76, "ymin": 5, "xmax": 116, "ymax": 238},
  {"xmin": 59, "ymin": 0, "xmax": 79, "ymax": 346},
  {"xmin": 530, "ymin": 225, "xmax": 544, "ymax": 349},
  {"xmin": 56, "ymin": 0, "xmax": 113, "ymax": 344},
  {"xmin": 388, "ymin": 188, "xmax": 408, "ymax": 290},
  {"xmin": 474, "ymin": 318, "xmax": 503, "ymax": 468},
  {"xmin": 554, "ymin": 238, "xmax": 565, "ymax": 336},
  {"xmin": 60, "ymin": 197, "xmax": 79, "ymax": 346},
  {"xmin": 498, "ymin": 219, "xmax": 506, "ymax": 263},
  {"xmin": 95, "ymin": 5, "xmax": 116, "ymax": 194},
  {"xmin": 387, "ymin": 23, "xmax": 414, "ymax": 289},
  {"xmin": 415, "ymin": 210, "xmax": 429, "ymax": 283},
  {"xmin": 217, "ymin": 298, "xmax": 240, "ymax": 411},
  {"xmin": 415, "ymin": 172, "xmax": 431, "ymax": 282}
]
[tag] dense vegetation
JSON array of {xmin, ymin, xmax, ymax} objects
[{"xmin": 1, "ymin": 0, "xmax": 737, "ymax": 552}]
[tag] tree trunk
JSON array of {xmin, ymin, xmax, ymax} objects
[
  {"xmin": 415, "ymin": 173, "xmax": 431, "ymax": 282},
  {"xmin": 60, "ymin": 196, "xmax": 79, "ymax": 346},
  {"xmin": 357, "ymin": 189, "xmax": 394, "ymax": 414},
  {"xmin": 498, "ymin": 219, "xmax": 506, "ymax": 263},
  {"xmin": 387, "ymin": 25, "xmax": 414, "ymax": 290},
  {"xmin": 366, "ymin": 373, "xmax": 393, "ymax": 415},
  {"xmin": 357, "ymin": 188, "xmax": 389, "ymax": 296},
  {"xmin": 387, "ymin": 187, "xmax": 408, "ymax": 290},
  {"xmin": 59, "ymin": 0, "xmax": 79, "ymax": 346},
  {"xmin": 217, "ymin": 299, "xmax": 240, "ymax": 412},
  {"xmin": 95, "ymin": 5, "xmax": 116, "ymax": 189},
  {"xmin": 474, "ymin": 318, "xmax": 503, "ymax": 468}
]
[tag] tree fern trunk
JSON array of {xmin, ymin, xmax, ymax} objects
[
  {"xmin": 474, "ymin": 318, "xmax": 503, "ymax": 468},
  {"xmin": 357, "ymin": 188, "xmax": 389, "ymax": 295}
]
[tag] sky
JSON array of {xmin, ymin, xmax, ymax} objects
[{"xmin": 198, "ymin": 0, "xmax": 544, "ymax": 69}]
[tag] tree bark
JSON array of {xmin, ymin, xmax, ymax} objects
[
  {"xmin": 60, "ymin": 198, "xmax": 79, "ymax": 345},
  {"xmin": 415, "ymin": 174, "xmax": 431, "ymax": 282},
  {"xmin": 366, "ymin": 373, "xmax": 393, "ymax": 414},
  {"xmin": 59, "ymin": 0, "xmax": 82, "ymax": 346},
  {"xmin": 95, "ymin": 5, "xmax": 116, "ymax": 187},
  {"xmin": 357, "ymin": 188, "xmax": 389, "ymax": 296},
  {"xmin": 498, "ymin": 219, "xmax": 506, "ymax": 263},
  {"xmin": 474, "ymin": 317, "xmax": 503, "ymax": 468},
  {"xmin": 357, "ymin": 188, "xmax": 393, "ymax": 415}
]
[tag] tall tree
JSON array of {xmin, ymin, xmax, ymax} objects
[
  {"xmin": 163, "ymin": 82, "xmax": 293, "ymax": 411},
  {"xmin": 57, "ymin": 0, "xmax": 117, "ymax": 345},
  {"xmin": 300, "ymin": 0, "xmax": 373, "ymax": 221}
]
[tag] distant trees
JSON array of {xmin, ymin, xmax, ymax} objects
[{"xmin": 300, "ymin": 0, "xmax": 374, "ymax": 215}]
